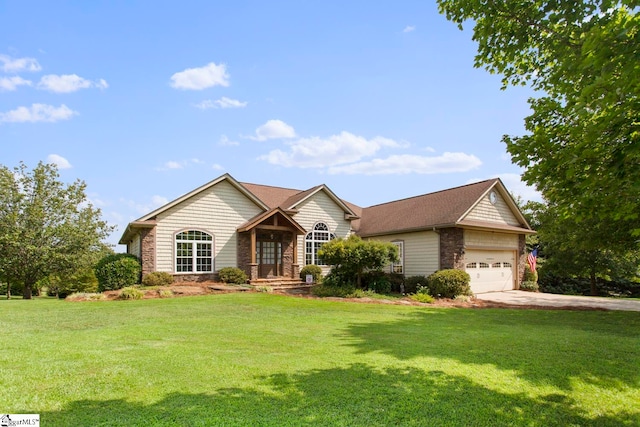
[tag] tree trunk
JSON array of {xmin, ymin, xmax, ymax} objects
[
  {"xmin": 23, "ymin": 283, "xmax": 33, "ymax": 300},
  {"xmin": 6, "ymin": 281, "xmax": 10, "ymax": 300},
  {"xmin": 590, "ymin": 269, "xmax": 598, "ymax": 296}
]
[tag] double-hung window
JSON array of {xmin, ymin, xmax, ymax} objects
[
  {"xmin": 391, "ymin": 241, "xmax": 404, "ymax": 274},
  {"xmin": 175, "ymin": 230, "xmax": 213, "ymax": 273}
]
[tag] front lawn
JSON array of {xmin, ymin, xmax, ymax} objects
[{"xmin": 1, "ymin": 294, "xmax": 639, "ymax": 426}]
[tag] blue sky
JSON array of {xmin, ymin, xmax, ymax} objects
[{"xmin": 0, "ymin": 1, "xmax": 539, "ymax": 249}]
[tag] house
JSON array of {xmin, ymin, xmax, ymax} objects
[{"xmin": 119, "ymin": 173, "xmax": 534, "ymax": 293}]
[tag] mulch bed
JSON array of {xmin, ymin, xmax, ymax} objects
[{"xmin": 88, "ymin": 281, "xmax": 607, "ymax": 310}]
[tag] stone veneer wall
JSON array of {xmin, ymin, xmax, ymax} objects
[
  {"xmin": 237, "ymin": 232, "xmax": 252, "ymax": 278},
  {"xmin": 140, "ymin": 227, "xmax": 156, "ymax": 277},
  {"xmin": 281, "ymin": 232, "xmax": 294, "ymax": 278},
  {"xmin": 439, "ymin": 228, "xmax": 465, "ymax": 270},
  {"xmin": 517, "ymin": 234, "xmax": 527, "ymax": 288}
]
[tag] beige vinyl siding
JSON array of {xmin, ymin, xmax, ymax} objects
[
  {"xmin": 154, "ymin": 180, "xmax": 263, "ymax": 273},
  {"xmin": 464, "ymin": 230, "xmax": 519, "ymax": 249},
  {"xmin": 128, "ymin": 233, "xmax": 141, "ymax": 258},
  {"xmin": 465, "ymin": 193, "xmax": 520, "ymax": 226},
  {"xmin": 367, "ymin": 231, "xmax": 440, "ymax": 277},
  {"xmin": 293, "ymin": 190, "xmax": 352, "ymax": 273}
]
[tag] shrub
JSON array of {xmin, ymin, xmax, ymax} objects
[
  {"xmin": 142, "ymin": 271, "xmax": 174, "ymax": 287},
  {"xmin": 119, "ymin": 286, "xmax": 144, "ymax": 300},
  {"xmin": 322, "ymin": 268, "xmax": 355, "ymax": 288},
  {"xmin": 158, "ymin": 289, "xmax": 174, "ymax": 298},
  {"xmin": 311, "ymin": 284, "xmax": 356, "ymax": 298},
  {"xmin": 66, "ymin": 292, "xmax": 105, "ymax": 301},
  {"xmin": 386, "ymin": 273, "xmax": 405, "ymax": 293},
  {"xmin": 523, "ymin": 267, "xmax": 538, "ymax": 283},
  {"xmin": 520, "ymin": 281, "xmax": 539, "ymax": 292},
  {"xmin": 453, "ymin": 294, "xmax": 473, "ymax": 303},
  {"xmin": 362, "ymin": 271, "xmax": 392, "ymax": 294},
  {"xmin": 426, "ymin": 269, "xmax": 472, "ymax": 299},
  {"xmin": 411, "ymin": 293, "xmax": 435, "ymax": 303},
  {"xmin": 95, "ymin": 254, "xmax": 141, "ymax": 292},
  {"xmin": 50, "ymin": 268, "xmax": 99, "ymax": 299},
  {"xmin": 300, "ymin": 265, "xmax": 323, "ymax": 284},
  {"xmin": 218, "ymin": 267, "xmax": 247, "ymax": 284},
  {"xmin": 404, "ymin": 275, "xmax": 428, "ymax": 294}
]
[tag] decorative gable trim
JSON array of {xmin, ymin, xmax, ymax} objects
[{"xmin": 457, "ymin": 179, "xmax": 531, "ymax": 230}]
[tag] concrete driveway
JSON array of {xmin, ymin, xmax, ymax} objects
[{"xmin": 475, "ymin": 290, "xmax": 640, "ymax": 312}]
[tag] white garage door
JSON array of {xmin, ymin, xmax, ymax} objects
[{"xmin": 464, "ymin": 250, "xmax": 515, "ymax": 293}]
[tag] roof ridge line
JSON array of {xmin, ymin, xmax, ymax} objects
[{"xmin": 363, "ymin": 178, "xmax": 498, "ymax": 209}]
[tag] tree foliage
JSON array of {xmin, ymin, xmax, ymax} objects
[
  {"xmin": 521, "ymin": 200, "xmax": 639, "ymax": 295},
  {"xmin": 438, "ymin": 0, "xmax": 640, "ymax": 242},
  {"xmin": 0, "ymin": 162, "xmax": 114, "ymax": 298},
  {"xmin": 318, "ymin": 235, "xmax": 399, "ymax": 288}
]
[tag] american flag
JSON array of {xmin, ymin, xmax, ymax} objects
[{"xmin": 527, "ymin": 248, "xmax": 538, "ymax": 272}]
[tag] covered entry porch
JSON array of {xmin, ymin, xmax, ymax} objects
[{"xmin": 237, "ymin": 208, "xmax": 306, "ymax": 282}]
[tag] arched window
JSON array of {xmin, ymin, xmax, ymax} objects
[
  {"xmin": 305, "ymin": 222, "xmax": 336, "ymax": 265},
  {"xmin": 175, "ymin": 230, "xmax": 213, "ymax": 273}
]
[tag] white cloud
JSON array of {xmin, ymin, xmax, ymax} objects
[
  {"xmin": 165, "ymin": 161, "xmax": 184, "ymax": 169},
  {"xmin": 170, "ymin": 62, "xmax": 229, "ymax": 90},
  {"xmin": 403, "ymin": 25, "xmax": 416, "ymax": 33},
  {"xmin": 47, "ymin": 154, "xmax": 72, "ymax": 169},
  {"xmin": 212, "ymin": 163, "xmax": 224, "ymax": 170},
  {"xmin": 0, "ymin": 54, "xmax": 41, "ymax": 73},
  {"xmin": 328, "ymin": 152, "xmax": 482, "ymax": 175},
  {"xmin": 259, "ymin": 131, "xmax": 400, "ymax": 168},
  {"xmin": 218, "ymin": 134, "xmax": 239, "ymax": 146},
  {"xmin": 250, "ymin": 119, "xmax": 296, "ymax": 141},
  {"xmin": 0, "ymin": 76, "xmax": 32, "ymax": 91},
  {"xmin": 37, "ymin": 74, "xmax": 108, "ymax": 93},
  {"xmin": 151, "ymin": 195, "xmax": 169, "ymax": 207},
  {"xmin": 195, "ymin": 97, "xmax": 247, "ymax": 109},
  {"xmin": 0, "ymin": 104, "xmax": 78, "ymax": 123}
]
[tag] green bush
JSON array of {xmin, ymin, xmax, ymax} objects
[
  {"xmin": 410, "ymin": 293, "xmax": 435, "ymax": 303},
  {"xmin": 119, "ymin": 286, "xmax": 144, "ymax": 300},
  {"xmin": 322, "ymin": 268, "xmax": 355, "ymax": 287},
  {"xmin": 66, "ymin": 292, "xmax": 105, "ymax": 301},
  {"xmin": 95, "ymin": 254, "xmax": 141, "ymax": 292},
  {"xmin": 158, "ymin": 289, "xmax": 174, "ymax": 298},
  {"xmin": 49, "ymin": 268, "xmax": 99, "ymax": 299},
  {"xmin": 426, "ymin": 269, "xmax": 472, "ymax": 299},
  {"xmin": 300, "ymin": 265, "xmax": 323, "ymax": 283},
  {"xmin": 142, "ymin": 271, "xmax": 174, "ymax": 287},
  {"xmin": 218, "ymin": 267, "xmax": 247, "ymax": 284},
  {"xmin": 404, "ymin": 275, "xmax": 428, "ymax": 294},
  {"xmin": 520, "ymin": 281, "xmax": 539, "ymax": 292},
  {"xmin": 523, "ymin": 267, "xmax": 538, "ymax": 283},
  {"xmin": 311, "ymin": 284, "xmax": 356, "ymax": 298},
  {"xmin": 362, "ymin": 271, "xmax": 392, "ymax": 294}
]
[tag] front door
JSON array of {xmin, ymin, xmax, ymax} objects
[{"xmin": 257, "ymin": 234, "xmax": 283, "ymax": 278}]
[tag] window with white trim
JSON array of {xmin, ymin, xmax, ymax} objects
[
  {"xmin": 391, "ymin": 241, "xmax": 404, "ymax": 274},
  {"xmin": 305, "ymin": 222, "xmax": 336, "ymax": 265},
  {"xmin": 175, "ymin": 230, "xmax": 213, "ymax": 273}
]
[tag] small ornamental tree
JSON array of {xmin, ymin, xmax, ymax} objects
[{"xmin": 318, "ymin": 235, "xmax": 399, "ymax": 288}]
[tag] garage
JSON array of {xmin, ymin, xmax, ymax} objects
[{"xmin": 464, "ymin": 250, "xmax": 515, "ymax": 293}]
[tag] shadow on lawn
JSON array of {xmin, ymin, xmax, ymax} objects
[
  {"xmin": 342, "ymin": 309, "xmax": 640, "ymax": 391},
  {"xmin": 42, "ymin": 364, "xmax": 636, "ymax": 426}
]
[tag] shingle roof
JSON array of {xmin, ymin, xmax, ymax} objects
[
  {"xmin": 355, "ymin": 179, "xmax": 506, "ymax": 236},
  {"xmin": 240, "ymin": 182, "xmax": 302, "ymax": 209}
]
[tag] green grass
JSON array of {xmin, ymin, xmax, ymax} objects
[{"xmin": 1, "ymin": 294, "xmax": 639, "ymax": 426}]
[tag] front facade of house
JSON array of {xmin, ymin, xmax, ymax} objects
[{"xmin": 119, "ymin": 174, "xmax": 534, "ymax": 293}]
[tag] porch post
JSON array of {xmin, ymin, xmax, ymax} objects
[
  {"xmin": 250, "ymin": 229, "xmax": 258, "ymax": 281},
  {"xmin": 292, "ymin": 233, "xmax": 299, "ymax": 279}
]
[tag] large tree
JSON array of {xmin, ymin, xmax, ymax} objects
[
  {"xmin": 0, "ymin": 162, "xmax": 114, "ymax": 299},
  {"xmin": 521, "ymin": 200, "xmax": 639, "ymax": 295},
  {"xmin": 438, "ymin": 0, "xmax": 640, "ymax": 243}
]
